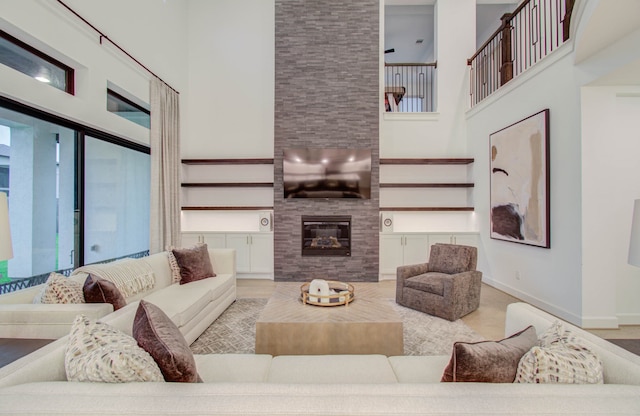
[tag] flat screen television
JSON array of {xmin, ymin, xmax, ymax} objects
[{"xmin": 283, "ymin": 148, "xmax": 372, "ymax": 199}]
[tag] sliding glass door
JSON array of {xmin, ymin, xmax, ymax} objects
[
  {"xmin": 84, "ymin": 136, "xmax": 149, "ymax": 264},
  {"xmin": 0, "ymin": 101, "xmax": 150, "ymax": 289}
]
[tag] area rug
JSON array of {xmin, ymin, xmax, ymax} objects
[{"xmin": 190, "ymin": 298, "xmax": 485, "ymax": 356}]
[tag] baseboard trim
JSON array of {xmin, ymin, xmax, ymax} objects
[{"xmin": 482, "ymin": 276, "xmax": 584, "ymax": 327}]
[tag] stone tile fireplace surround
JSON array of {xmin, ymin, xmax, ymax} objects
[{"xmin": 273, "ymin": 0, "xmax": 379, "ymax": 282}]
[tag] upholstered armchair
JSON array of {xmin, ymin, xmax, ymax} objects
[{"xmin": 395, "ymin": 243, "xmax": 482, "ymax": 321}]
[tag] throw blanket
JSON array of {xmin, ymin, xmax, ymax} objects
[{"xmin": 72, "ymin": 259, "xmax": 155, "ymax": 298}]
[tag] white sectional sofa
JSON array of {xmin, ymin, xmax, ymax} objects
[
  {"xmin": 0, "ymin": 248, "xmax": 236, "ymax": 342},
  {"xmin": 0, "ymin": 302, "xmax": 638, "ymax": 415}
]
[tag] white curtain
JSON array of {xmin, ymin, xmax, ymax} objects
[{"xmin": 149, "ymin": 77, "xmax": 181, "ymax": 254}]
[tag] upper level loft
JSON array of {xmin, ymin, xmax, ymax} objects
[{"xmin": 384, "ymin": 0, "xmax": 575, "ymax": 112}]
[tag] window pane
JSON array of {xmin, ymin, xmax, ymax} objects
[
  {"xmin": 0, "ymin": 107, "xmax": 77, "ymax": 282},
  {"xmin": 107, "ymin": 89, "xmax": 150, "ymax": 129},
  {"xmin": 84, "ymin": 136, "xmax": 150, "ymax": 264},
  {"xmin": 0, "ymin": 31, "xmax": 73, "ymax": 94}
]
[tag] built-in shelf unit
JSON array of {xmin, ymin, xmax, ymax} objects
[
  {"xmin": 379, "ymin": 158, "xmax": 474, "ymax": 211},
  {"xmin": 181, "ymin": 158, "xmax": 274, "ymax": 210}
]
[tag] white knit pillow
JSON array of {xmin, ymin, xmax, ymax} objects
[
  {"xmin": 515, "ymin": 320, "xmax": 603, "ymax": 384},
  {"xmin": 34, "ymin": 272, "xmax": 84, "ymax": 304},
  {"xmin": 65, "ymin": 315, "xmax": 164, "ymax": 383}
]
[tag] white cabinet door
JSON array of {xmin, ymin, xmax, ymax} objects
[
  {"xmin": 403, "ymin": 234, "xmax": 430, "ymax": 266},
  {"xmin": 226, "ymin": 234, "xmax": 251, "ymax": 273},
  {"xmin": 248, "ymin": 233, "xmax": 273, "ymax": 273},
  {"xmin": 181, "ymin": 232, "xmax": 226, "ymax": 248},
  {"xmin": 379, "ymin": 234, "xmax": 404, "ymax": 275},
  {"xmin": 201, "ymin": 233, "xmax": 226, "ymax": 249},
  {"xmin": 226, "ymin": 233, "xmax": 273, "ymax": 274},
  {"xmin": 181, "ymin": 232, "xmax": 202, "ymax": 247}
]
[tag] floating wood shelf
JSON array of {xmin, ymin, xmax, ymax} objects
[
  {"xmin": 181, "ymin": 182, "xmax": 274, "ymax": 188},
  {"xmin": 379, "ymin": 183, "xmax": 474, "ymax": 188},
  {"xmin": 181, "ymin": 206, "xmax": 274, "ymax": 211},
  {"xmin": 380, "ymin": 207, "xmax": 475, "ymax": 212},
  {"xmin": 181, "ymin": 158, "xmax": 274, "ymax": 165},
  {"xmin": 380, "ymin": 158, "xmax": 474, "ymax": 165}
]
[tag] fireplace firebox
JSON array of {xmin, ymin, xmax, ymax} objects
[{"xmin": 301, "ymin": 215, "xmax": 351, "ymax": 256}]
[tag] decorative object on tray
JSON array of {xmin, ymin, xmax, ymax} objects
[{"xmin": 300, "ymin": 280, "xmax": 354, "ymax": 307}]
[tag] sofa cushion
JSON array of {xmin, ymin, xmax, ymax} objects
[
  {"xmin": 428, "ymin": 244, "xmax": 475, "ymax": 274},
  {"xmin": 171, "ymin": 244, "xmax": 216, "ymax": 284},
  {"xmin": 195, "ymin": 354, "xmax": 273, "ymax": 382},
  {"xmin": 34, "ymin": 273, "xmax": 84, "ymax": 304},
  {"xmin": 133, "ymin": 300, "xmax": 200, "ymax": 383},
  {"xmin": 65, "ymin": 315, "xmax": 163, "ymax": 383},
  {"xmin": 83, "ymin": 275, "xmax": 127, "ymax": 310},
  {"xmin": 267, "ymin": 355, "xmax": 398, "ymax": 384},
  {"xmin": 143, "ymin": 283, "xmax": 213, "ymax": 327},
  {"xmin": 405, "ymin": 273, "xmax": 446, "ymax": 296},
  {"xmin": 441, "ymin": 325, "xmax": 537, "ymax": 383},
  {"xmin": 515, "ymin": 320, "xmax": 604, "ymax": 384},
  {"xmin": 388, "ymin": 355, "xmax": 452, "ymax": 383}
]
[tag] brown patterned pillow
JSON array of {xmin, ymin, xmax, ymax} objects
[
  {"xmin": 171, "ymin": 243, "xmax": 215, "ymax": 284},
  {"xmin": 83, "ymin": 274, "xmax": 127, "ymax": 310},
  {"xmin": 441, "ymin": 325, "xmax": 537, "ymax": 383},
  {"xmin": 35, "ymin": 272, "xmax": 84, "ymax": 304},
  {"xmin": 133, "ymin": 300, "xmax": 201, "ymax": 383}
]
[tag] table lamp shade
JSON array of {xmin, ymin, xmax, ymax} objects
[
  {"xmin": 0, "ymin": 193, "xmax": 12, "ymax": 262},
  {"xmin": 629, "ymin": 199, "xmax": 640, "ymax": 267}
]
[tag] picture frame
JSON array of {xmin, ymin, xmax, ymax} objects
[{"xmin": 490, "ymin": 109, "xmax": 550, "ymax": 248}]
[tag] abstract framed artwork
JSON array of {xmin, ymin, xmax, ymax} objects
[{"xmin": 490, "ymin": 109, "xmax": 550, "ymax": 248}]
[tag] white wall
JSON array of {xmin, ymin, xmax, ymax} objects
[
  {"xmin": 466, "ymin": 46, "xmax": 584, "ymax": 325},
  {"xmin": 0, "ymin": 0, "xmax": 188, "ymax": 146},
  {"xmin": 184, "ymin": 0, "xmax": 274, "ymax": 159},
  {"xmin": 380, "ymin": 0, "xmax": 475, "ymax": 158},
  {"xmin": 581, "ymin": 88, "xmax": 640, "ymax": 327}
]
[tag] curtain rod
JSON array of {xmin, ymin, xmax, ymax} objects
[{"xmin": 56, "ymin": 0, "xmax": 179, "ymax": 95}]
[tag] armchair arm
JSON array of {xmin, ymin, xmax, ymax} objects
[
  {"xmin": 441, "ymin": 270, "xmax": 483, "ymax": 318},
  {"xmin": 396, "ymin": 263, "xmax": 429, "ymax": 303}
]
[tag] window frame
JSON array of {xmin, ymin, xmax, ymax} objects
[{"xmin": 0, "ymin": 30, "xmax": 75, "ymax": 95}]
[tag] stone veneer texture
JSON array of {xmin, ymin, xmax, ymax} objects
[{"xmin": 274, "ymin": 0, "xmax": 380, "ymax": 282}]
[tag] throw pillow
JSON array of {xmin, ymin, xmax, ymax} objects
[
  {"xmin": 428, "ymin": 244, "xmax": 475, "ymax": 274},
  {"xmin": 515, "ymin": 320, "xmax": 604, "ymax": 384},
  {"xmin": 34, "ymin": 272, "xmax": 84, "ymax": 304},
  {"xmin": 65, "ymin": 315, "xmax": 163, "ymax": 383},
  {"xmin": 441, "ymin": 325, "xmax": 537, "ymax": 383},
  {"xmin": 171, "ymin": 243, "xmax": 216, "ymax": 285},
  {"xmin": 167, "ymin": 249, "xmax": 182, "ymax": 284},
  {"xmin": 133, "ymin": 299, "xmax": 201, "ymax": 383},
  {"xmin": 83, "ymin": 274, "xmax": 127, "ymax": 310}
]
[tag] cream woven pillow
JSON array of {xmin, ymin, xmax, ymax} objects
[
  {"xmin": 65, "ymin": 315, "xmax": 164, "ymax": 383},
  {"xmin": 34, "ymin": 272, "xmax": 84, "ymax": 304},
  {"xmin": 515, "ymin": 320, "xmax": 604, "ymax": 384}
]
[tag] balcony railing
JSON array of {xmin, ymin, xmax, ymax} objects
[
  {"xmin": 468, "ymin": 0, "xmax": 575, "ymax": 107},
  {"xmin": 0, "ymin": 250, "xmax": 149, "ymax": 295},
  {"xmin": 384, "ymin": 62, "xmax": 437, "ymax": 113}
]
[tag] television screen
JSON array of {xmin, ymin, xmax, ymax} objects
[{"xmin": 283, "ymin": 148, "xmax": 372, "ymax": 199}]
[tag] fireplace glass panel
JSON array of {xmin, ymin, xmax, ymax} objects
[{"xmin": 301, "ymin": 215, "xmax": 351, "ymax": 256}]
